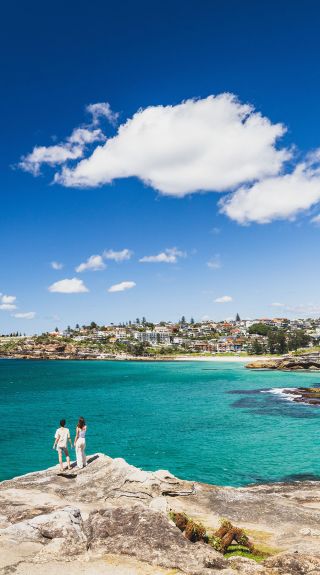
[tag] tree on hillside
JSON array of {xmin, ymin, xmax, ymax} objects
[
  {"xmin": 90, "ymin": 321, "xmax": 97, "ymax": 330},
  {"xmin": 236, "ymin": 313, "xmax": 241, "ymax": 322},
  {"xmin": 288, "ymin": 330, "xmax": 310, "ymax": 351},
  {"xmin": 190, "ymin": 317, "xmax": 195, "ymax": 324},
  {"xmin": 248, "ymin": 323, "xmax": 270, "ymax": 336}
]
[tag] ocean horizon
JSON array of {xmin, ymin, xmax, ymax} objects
[{"xmin": 1, "ymin": 358, "xmax": 320, "ymax": 486}]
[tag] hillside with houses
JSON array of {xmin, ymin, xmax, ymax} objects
[{"xmin": 1, "ymin": 315, "xmax": 319, "ymax": 360}]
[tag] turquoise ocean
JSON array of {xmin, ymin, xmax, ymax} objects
[{"xmin": 1, "ymin": 359, "xmax": 320, "ymax": 485}]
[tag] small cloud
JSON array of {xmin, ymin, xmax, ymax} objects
[
  {"xmin": 51, "ymin": 261, "xmax": 64, "ymax": 270},
  {"xmin": 207, "ymin": 255, "xmax": 221, "ymax": 269},
  {"xmin": 12, "ymin": 312, "xmax": 36, "ymax": 319},
  {"xmin": 0, "ymin": 303, "xmax": 17, "ymax": 310},
  {"xmin": 210, "ymin": 227, "xmax": 221, "ymax": 235},
  {"xmin": 1, "ymin": 294, "xmax": 16, "ymax": 304},
  {"xmin": 139, "ymin": 248, "xmax": 185, "ymax": 264},
  {"xmin": 311, "ymin": 214, "xmax": 320, "ymax": 225},
  {"xmin": 271, "ymin": 302, "xmax": 285, "ymax": 307},
  {"xmin": 48, "ymin": 278, "xmax": 89, "ymax": 293},
  {"xmin": 103, "ymin": 248, "xmax": 133, "ymax": 262},
  {"xmin": 86, "ymin": 102, "xmax": 119, "ymax": 126},
  {"xmin": 214, "ymin": 295, "xmax": 233, "ymax": 303},
  {"xmin": 75, "ymin": 255, "xmax": 106, "ymax": 273},
  {"xmin": 108, "ymin": 281, "xmax": 136, "ymax": 293}
]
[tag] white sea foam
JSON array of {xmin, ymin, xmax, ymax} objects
[{"xmin": 261, "ymin": 387, "xmax": 301, "ymax": 402}]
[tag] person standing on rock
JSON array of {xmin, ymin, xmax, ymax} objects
[
  {"xmin": 53, "ymin": 419, "xmax": 72, "ymax": 471},
  {"xmin": 74, "ymin": 416, "xmax": 87, "ymax": 469}
]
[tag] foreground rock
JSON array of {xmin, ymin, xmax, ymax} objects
[
  {"xmin": 0, "ymin": 454, "xmax": 320, "ymax": 575},
  {"xmin": 246, "ymin": 352, "xmax": 320, "ymax": 372}
]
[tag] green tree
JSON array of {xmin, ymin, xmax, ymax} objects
[
  {"xmin": 236, "ymin": 313, "xmax": 241, "ymax": 322},
  {"xmin": 251, "ymin": 339, "xmax": 264, "ymax": 355},
  {"xmin": 190, "ymin": 317, "xmax": 195, "ymax": 324},
  {"xmin": 248, "ymin": 323, "xmax": 270, "ymax": 336}
]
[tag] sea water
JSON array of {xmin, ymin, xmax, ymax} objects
[{"xmin": 1, "ymin": 359, "xmax": 320, "ymax": 485}]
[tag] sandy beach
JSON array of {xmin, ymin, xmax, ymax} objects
[{"xmin": 173, "ymin": 355, "xmax": 273, "ymax": 363}]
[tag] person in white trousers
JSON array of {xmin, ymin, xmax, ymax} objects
[{"xmin": 74, "ymin": 416, "xmax": 87, "ymax": 469}]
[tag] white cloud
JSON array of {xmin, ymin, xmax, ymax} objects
[
  {"xmin": 12, "ymin": 312, "xmax": 36, "ymax": 319},
  {"xmin": 0, "ymin": 303, "xmax": 17, "ymax": 310},
  {"xmin": 55, "ymin": 95, "xmax": 288, "ymax": 194},
  {"xmin": 108, "ymin": 281, "xmax": 136, "ymax": 293},
  {"xmin": 1, "ymin": 294, "xmax": 16, "ymax": 304},
  {"xmin": 48, "ymin": 278, "xmax": 89, "ymax": 293},
  {"xmin": 19, "ymin": 125, "xmax": 105, "ymax": 175},
  {"xmin": 271, "ymin": 302, "xmax": 285, "ymax": 307},
  {"xmin": 207, "ymin": 255, "xmax": 221, "ymax": 269},
  {"xmin": 220, "ymin": 158, "xmax": 320, "ymax": 224},
  {"xmin": 51, "ymin": 261, "xmax": 64, "ymax": 270},
  {"xmin": 75, "ymin": 254, "xmax": 106, "ymax": 273},
  {"xmin": 103, "ymin": 248, "xmax": 133, "ymax": 262},
  {"xmin": 86, "ymin": 102, "xmax": 119, "ymax": 126},
  {"xmin": 139, "ymin": 247, "xmax": 185, "ymax": 264},
  {"xmin": 214, "ymin": 295, "xmax": 233, "ymax": 303}
]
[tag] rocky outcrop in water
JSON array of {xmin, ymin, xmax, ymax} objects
[
  {"xmin": 246, "ymin": 353, "xmax": 320, "ymax": 371},
  {"xmin": 0, "ymin": 454, "xmax": 320, "ymax": 575}
]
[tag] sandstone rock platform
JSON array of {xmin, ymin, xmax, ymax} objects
[{"xmin": 0, "ymin": 454, "xmax": 320, "ymax": 575}]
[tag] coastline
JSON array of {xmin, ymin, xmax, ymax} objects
[{"xmin": 0, "ymin": 354, "xmax": 274, "ymax": 362}]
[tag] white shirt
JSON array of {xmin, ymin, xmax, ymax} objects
[{"xmin": 55, "ymin": 427, "xmax": 70, "ymax": 448}]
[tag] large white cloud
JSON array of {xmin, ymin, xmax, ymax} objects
[
  {"xmin": 48, "ymin": 278, "xmax": 89, "ymax": 293},
  {"xmin": 220, "ymin": 159, "xmax": 320, "ymax": 224},
  {"xmin": 56, "ymin": 95, "xmax": 288, "ymax": 194}
]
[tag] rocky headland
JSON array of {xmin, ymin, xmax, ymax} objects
[
  {"xmin": 246, "ymin": 352, "xmax": 320, "ymax": 372},
  {"xmin": 1, "ymin": 454, "xmax": 320, "ymax": 575}
]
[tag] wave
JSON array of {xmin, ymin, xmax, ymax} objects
[{"xmin": 261, "ymin": 387, "xmax": 302, "ymax": 402}]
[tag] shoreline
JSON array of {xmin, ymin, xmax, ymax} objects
[{"xmin": 0, "ymin": 354, "xmax": 276, "ymax": 363}]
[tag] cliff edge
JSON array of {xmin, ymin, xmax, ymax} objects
[{"xmin": 0, "ymin": 454, "xmax": 320, "ymax": 575}]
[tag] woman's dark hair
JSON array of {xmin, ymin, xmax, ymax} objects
[
  {"xmin": 60, "ymin": 419, "xmax": 66, "ymax": 427},
  {"xmin": 78, "ymin": 416, "xmax": 86, "ymax": 429}
]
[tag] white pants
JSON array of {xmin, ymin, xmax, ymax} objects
[{"xmin": 76, "ymin": 438, "xmax": 86, "ymax": 468}]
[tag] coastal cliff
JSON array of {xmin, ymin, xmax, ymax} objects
[
  {"xmin": 1, "ymin": 454, "xmax": 320, "ymax": 575},
  {"xmin": 246, "ymin": 352, "xmax": 320, "ymax": 371}
]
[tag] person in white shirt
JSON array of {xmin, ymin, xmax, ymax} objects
[
  {"xmin": 53, "ymin": 419, "xmax": 72, "ymax": 471},
  {"xmin": 74, "ymin": 416, "xmax": 87, "ymax": 469}
]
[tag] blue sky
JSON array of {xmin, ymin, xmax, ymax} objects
[{"xmin": 1, "ymin": 0, "xmax": 320, "ymax": 333}]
